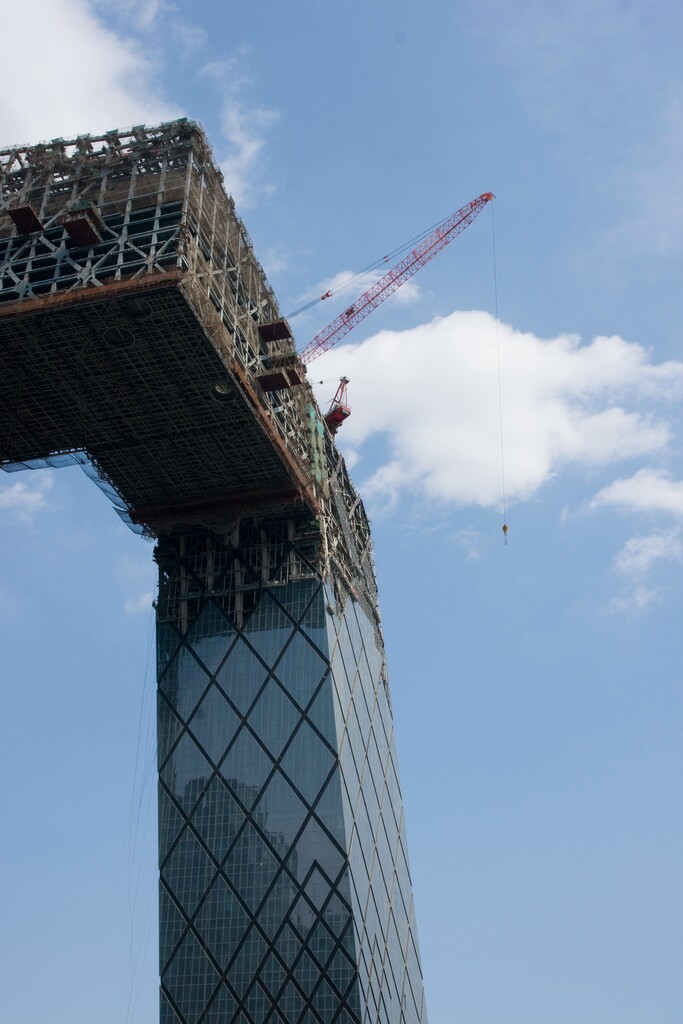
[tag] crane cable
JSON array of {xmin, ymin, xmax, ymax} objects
[
  {"xmin": 285, "ymin": 209, "xmax": 461, "ymax": 321},
  {"xmin": 491, "ymin": 203, "xmax": 508, "ymax": 544}
]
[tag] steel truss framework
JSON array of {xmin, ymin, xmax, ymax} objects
[{"xmin": 0, "ymin": 121, "xmax": 312, "ymax": 505}]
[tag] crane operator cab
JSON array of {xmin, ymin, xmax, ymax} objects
[{"xmin": 323, "ymin": 377, "xmax": 351, "ymax": 435}]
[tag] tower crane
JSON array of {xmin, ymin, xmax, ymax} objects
[{"xmin": 298, "ymin": 191, "xmax": 494, "ymax": 431}]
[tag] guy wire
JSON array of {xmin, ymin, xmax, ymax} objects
[{"xmin": 491, "ymin": 203, "xmax": 508, "ymax": 541}]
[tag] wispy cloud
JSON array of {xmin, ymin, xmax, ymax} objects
[
  {"xmin": 200, "ymin": 52, "xmax": 278, "ymax": 208},
  {"xmin": 591, "ymin": 470, "xmax": 683, "ymax": 518},
  {"xmin": 312, "ymin": 311, "xmax": 682, "ymax": 511},
  {"xmin": 173, "ymin": 20, "xmax": 209, "ymax": 58},
  {"xmin": 109, "ymin": 0, "xmax": 166, "ymax": 32},
  {"xmin": 0, "ymin": 0, "xmax": 177, "ymax": 146},
  {"xmin": 603, "ymin": 525, "xmax": 682, "ymax": 618},
  {"xmin": 124, "ymin": 591, "xmax": 153, "ymax": 615},
  {"xmin": 451, "ymin": 527, "xmax": 482, "ymax": 560},
  {"xmin": 605, "ymin": 584, "xmax": 661, "ymax": 617},
  {"xmin": 613, "ymin": 529, "xmax": 683, "ymax": 578},
  {"xmin": 604, "ymin": 528, "xmax": 682, "ymax": 616},
  {"xmin": 261, "ymin": 245, "xmax": 291, "ymax": 279},
  {"xmin": 296, "ymin": 269, "xmax": 421, "ymax": 314},
  {"xmin": 0, "ymin": 473, "xmax": 53, "ymax": 523},
  {"xmin": 102, "ymin": 0, "xmax": 208, "ymax": 57}
]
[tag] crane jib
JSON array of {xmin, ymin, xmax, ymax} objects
[{"xmin": 299, "ymin": 192, "xmax": 494, "ymax": 364}]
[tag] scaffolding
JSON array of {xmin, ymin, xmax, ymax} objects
[{"xmin": 0, "ymin": 119, "xmax": 380, "ymax": 625}]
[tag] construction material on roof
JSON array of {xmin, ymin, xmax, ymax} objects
[{"xmin": 0, "ymin": 120, "xmax": 380, "ymax": 622}]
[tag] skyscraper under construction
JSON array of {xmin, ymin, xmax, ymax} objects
[{"xmin": 0, "ymin": 120, "xmax": 427, "ymax": 1024}]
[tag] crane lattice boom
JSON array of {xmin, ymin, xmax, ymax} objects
[{"xmin": 299, "ymin": 192, "xmax": 494, "ymax": 364}]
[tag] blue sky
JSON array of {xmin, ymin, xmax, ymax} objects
[{"xmin": 1, "ymin": 2, "xmax": 682, "ymax": 1022}]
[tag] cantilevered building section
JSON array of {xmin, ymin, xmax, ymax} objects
[{"xmin": 0, "ymin": 121, "xmax": 427, "ymax": 1024}]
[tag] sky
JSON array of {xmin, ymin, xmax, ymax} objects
[{"xmin": 1, "ymin": 2, "xmax": 682, "ymax": 1022}]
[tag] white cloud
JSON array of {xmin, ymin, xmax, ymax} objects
[
  {"xmin": 107, "ymin": 0, "xmax": 166, "ymax": 32},
  {"xmin": 312, "ymin": 311, "xmax": 681, "ymax": 510},
  {"xmin": 0, "ymin": 0, "xmax": 176, "ymax": 147},
  {"xmin": 451, "ymin": 527, "xmax": 482, "ymax": 560},
  {"xmin": 200, "ymin": 55, "xmax": 278, "ymax": 208},
  {"xmin": 219, "ymin": 103, "xmax": 278, "ymax": 207},
  {"xmin": 124, "ymin": 591, "xmax": 153, "ymax": 615},
  {"xmin": 100, "ymin": 1, "xmax": 208, "ymax": 56},
  {"xmin": 596, "ymin": 499, "xmax": 683, "ymax": 617},
  {"xmin": 591, "ymin": 470, "xmax": 683, "ymax": 518},
  {"xmin": 605, "ymin": 528, "xmax": 683, "ymax": 616},
  {"xmin": 0, "ymin": 473, "xmax": 53, "ymax": 523},
  {"xmin": 297, "ymin": 269, "xmax": 421, "ymax": 313},
  {"xmin": 173, "ymin": 21, "xmax": 209, "ymax": 57},
  {"xmin": 605, "ymin": 584, "xmax": 661, "ymax": 617},
  {"xmin": 261, "ymin": 245, "xmax": 291, "ymax": 278},
  {"xmin": 613, "ymin": 529, "xmax": 683, "ymax": 578}
]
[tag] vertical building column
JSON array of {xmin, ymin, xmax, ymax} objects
[{"xmin": 155, "ymin": 523, "xmax": 426, "ymax": 1024}]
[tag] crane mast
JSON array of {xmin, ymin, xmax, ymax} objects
[{"xmin": 299, "ymin": 191, "xmax": 494, "ymax": 365}]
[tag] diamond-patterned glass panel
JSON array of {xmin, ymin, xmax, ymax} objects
[
  {"xmin": 160, "ymin": 646, "xmax": 212, "ymax": 722},
  {"xmin": 159, "ymin": 885, "xmax": 187, "ymax": 969},
  {"xmin": 291, "ymin": 819, "xmax": 344, "ymax": 892},
  {"xmin": 162, "ymin": 826, "xmax": 216, "ymax": 917},
  {"xmin": 219, "ymin": 728, "xmax": 274, "ymax": 811},
  {"xmin": 314, "ymin": 977, "xmax": 339, "ymax": 1023},
  {"xmin": 243, "ymin": 592, "xmax": 293, "ymax": 665},
  {"xmin": 328, "ymin": 948, "xmax": 356, "ymax": 998},
  {"xmin": 312, "ymin": 767, "xmax": 346, "ymax": 847},
  {"xmin": 253, "ymin": 769, "xmax": 309, "ymax": 846},
  {"xmin": 157, "ymin": 534, "xmax": 426, "ymax": 1024},
  {"xmin": 159, "ymin": 791, "xmax": 185, "ymax": 861},
  {"xmin": 256, "ymin": 871, "xmax": 299, "ymax": 940},
  {"xmin": 275, "ymin": 923, "xmax": 301, "ymax": 968},
  {"xmin": 247, "ymin": 679, "xmax": 301, "ymax": 759},
  {"xmin": 216, "ymin": 643, "xmax": 269, "ymax": 715},
  {"xmin": 306, "ymin": 683, "xmax": 336, "ymax": 747},
  {"xmin": 228, "ymin": 927, "xmax": 268, "ymax": 997},
  {"xmin": 187, "ymin": 600, "xmax": 235, "ymax": 674},
  {"xmin": 195, "ymin": 874, "xmax": 249, "ymax": 969},
  {"xmin": 158, "ymin": 619, "xmax": 182, "ymax": 671},
  {"xmin": 226, "ymin": 820, "xmax": 280, "ymax": 912},
  {"xmin": 164, "ymin": 930, "xmax": 220, "ymax": 1024},
  {"xmin": 193, "ymin": 775, "xmax": 245, "ymax": 862},
  {"xmin": 161, "ymin": 731, "xmax": 213, "ymax": 807},
  {"xmin": 158, "ymin": 696, "xmax": 184, "ymax": 765},
  {"xmin": 280, "ymin": 721, "xmax": 335, "ymax": 806},
  {"xmin": 293, "ymin": 949, "xmax": 318, "ymax": 996},
  {"xmin": 203, "ymin": 983, "xmax": 238, "ymax": 1024},
  {"xmin": 244, "ymin": 982, "xmax": 270, "ymax": 1024},
  {"xmin": 188, "ymin": 685, "xmax": 240, "ymax": 765},
  {"xmin": 273, "ymin": 632, "xmax": 328, "ymax": 711},
  {"xmin": 308, "ymin": 920, "xmax": 335, "ymax": 969}
]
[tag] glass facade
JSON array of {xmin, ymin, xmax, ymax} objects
[{"xmin": 156, "ymin": 527, "xmax": 426, "ymax": 1024}]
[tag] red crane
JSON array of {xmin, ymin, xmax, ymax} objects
[{"xmin": 299, "ymin": 191, "xmax": 494, "ymax": 367}]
